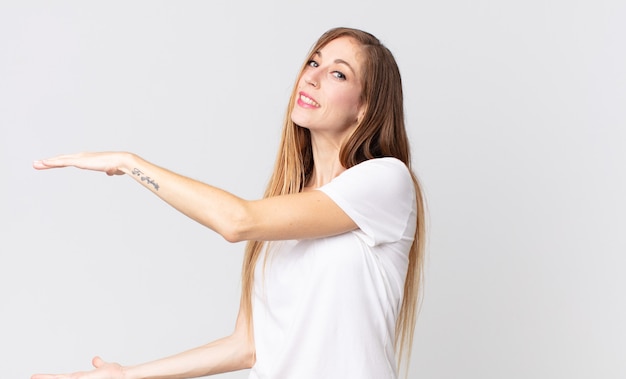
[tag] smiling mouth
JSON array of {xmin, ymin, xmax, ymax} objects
[{"xmin": 299, "ymin": 93, "xmax": 320, "ymax": 107}]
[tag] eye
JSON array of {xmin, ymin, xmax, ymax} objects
[
  {"xmin": 307, "ymin": 59, "xmax": 319, "ymax": 68},
  {"xmin": 332, "ymin": 71, "xmax": 347, "ymax": 80}
]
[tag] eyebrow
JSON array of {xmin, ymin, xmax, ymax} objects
[{"xmin": 314, "ymin": 50, "xmax": 356, "ymax": 75}]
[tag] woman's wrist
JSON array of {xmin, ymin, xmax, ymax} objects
[{"xmin": 119, "ymin": 152, "xmax": 140, "ymax": 175}]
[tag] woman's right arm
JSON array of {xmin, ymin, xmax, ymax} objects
[
  {"xmin": 31, "ymin": 307, "xmax": 255, "ymax": 379},
  {"xmin": 33, "ymin": 151, "xmax": 357, "ymax": 242}
]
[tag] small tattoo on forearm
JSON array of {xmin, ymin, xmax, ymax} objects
[{"xmin": 132, "ymin": 168, "xmax": 160, "ymax": 191}]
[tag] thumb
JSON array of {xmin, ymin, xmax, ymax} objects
[{"xmin": 92, "ymin": 356, "xmax": 106, "ymax": 368}]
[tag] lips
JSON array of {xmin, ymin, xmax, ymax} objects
[{"xmin": 298, "ymin": 92, "xmax": 320, "ymax": 108}]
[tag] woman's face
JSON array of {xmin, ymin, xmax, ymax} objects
[{"xmin": 291, "ymin": 36, "xmax": 366, "ymax": 140}]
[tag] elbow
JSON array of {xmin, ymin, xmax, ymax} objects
[
  {"xmin": 235, "ymin": 342, "xmax": 256, "ymax": 370},
  {"xmin": 242, "ymin": 343, "xmax": 256, "ymax": 369},
  {"xmin": 222, "ymin": 230, "xmax": 245, "ymax": 244},
  {"xmin": 231, "ymin": 326, "xmax": 256, "ymax": 369},
  {"xmin": 220, "ymin": 201, "xmax": 255, "ymax": 243}
]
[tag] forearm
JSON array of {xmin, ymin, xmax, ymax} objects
[
  {"xmin": 120, "ymin": 153, "xmax": 250, "ymax": 242},
  {"xmin": 124, "ymin": 334, "xmax": 254, "ymax": 379}
]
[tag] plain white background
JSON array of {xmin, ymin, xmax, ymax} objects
[{"xmin": 1, "ymin": 1, "xmax": 625, "ymax": 378}]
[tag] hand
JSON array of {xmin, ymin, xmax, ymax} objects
[
  {"xmin": 31, "ymin": 356, "xmax": 127, "ymax": 379},
  {"xmin": 33, "ymin": 152, "xmax": 130, "ymax": 176}
]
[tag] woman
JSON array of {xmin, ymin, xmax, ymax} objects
[{"xmin": 32, "ymin": 27, "xmax": 426, "ymax": 379}]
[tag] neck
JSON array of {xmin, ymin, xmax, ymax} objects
[{"xmin": 305, "ymin": 132, "xmax": 348, "ymax": 189}]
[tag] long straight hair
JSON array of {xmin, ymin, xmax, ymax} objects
[{"xmin": 240, "ymin": 27, "xmax": 426, "ymax": 374}]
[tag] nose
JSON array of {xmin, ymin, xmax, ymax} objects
[{"xmin": 303, "ymin": 71, "xmax": 319, "ymax": 88}]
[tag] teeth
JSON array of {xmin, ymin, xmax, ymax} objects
[{"xmin": 300, "ymin": 94, "xmax": 319, "ymax": 107}]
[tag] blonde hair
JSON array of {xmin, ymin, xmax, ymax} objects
[{"xmin": 240, "ymin": 27, "xmax": 426, "ymax": 374}]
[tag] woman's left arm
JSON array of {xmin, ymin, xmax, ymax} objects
[{"xmin": 33, "ymin": 152, "xmax": 356, "ymax": 242}]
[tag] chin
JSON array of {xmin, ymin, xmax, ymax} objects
[{"xmin": 291, "ymin": 115, "xmax": 312, "ymax": 129}]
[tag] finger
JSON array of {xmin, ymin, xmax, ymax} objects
[
  {"xmin": 33, "ymin": 159, "xmax": 61, "ymax": 170},
  {"xmin": 91, "ymin": 356, "xmax": 105, "ymax": 368},
  {"xmin": 33, "ymin": 156, "xmax": 74, "ymax": 169},
  {"xmin": 33, "ymin": 160, "xmax": 46, "ymax": 170},
  {"xmin": 105, "ymin": 169, "xmax": 124, "ymax": 176}
]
